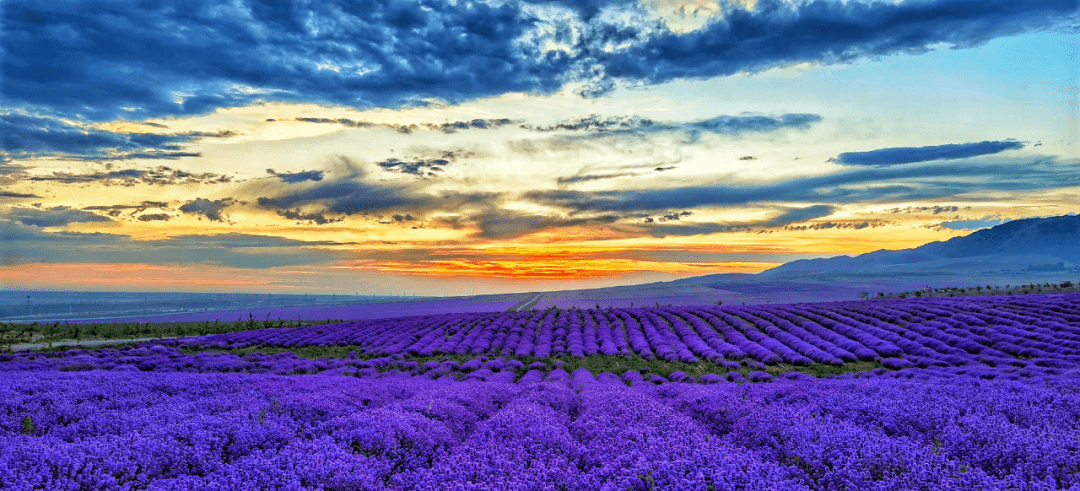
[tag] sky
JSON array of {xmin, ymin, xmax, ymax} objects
[{"xmin": 1, "ymin": 0, "xmax": 1078, "ymax": 295}]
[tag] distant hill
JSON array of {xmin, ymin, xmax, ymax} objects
[
  {"xmin": 534, "ymin": 213, "xmax": 1080, "ymax": 306},
  {"xmin": 761, "ymin": 213, "xmax": 1080, "ymax": 277}
]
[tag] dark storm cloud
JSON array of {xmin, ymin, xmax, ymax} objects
[
  {"xmin": 251, "ymin": 156, "xmax": 477, "ymax": 219},
  {"xmin": 7, "ymin": 206, "xmax": 112, "ymax": 227},
  {"xmin": 3, "ymin": 0, "xmax": 1073, "ymax": 121},
  {"xmin": 179, "ymin": 198, "xmax": 233, "ymax": 222},
  {"xmin": 276, "ymin": 209, "xmax": 342, "ymax": 225},
  {"xmin": 1, "ymin": 0, "xmax": 557, "ymax": 121},
  {"xmin": 32, "ymin": 166, "xmax": 233, "ymax": 186},
  {"xmin": 0, "ymin": 192, "xmax": 38, "ymax": 199},
  {"xmin": 470, "ymin": 209, "xmax": 621, "ymax": 239},
  {"xmin": 0, "ymin": 113, "xmax": 231, "ymax": 160},
  {"xmin": 0, "ymin": 221, "xmax": 351, "ymax": 268},
  {"xmin": 137, "ymin": 213, "xmax": 173, "ymax": 222},
  {"xmin": 256, "ymin": 181, "xmax": 424, "ymax": 216},
  {"xmin": 377, "ymin": 158, "xmax": 451, "ymax": 177},
  {"xmin": 266, "ymin": 169, "xmax": 325, "ymax": 183},
  {"xmin": 832, "ymin": 140, "xmax": 1026, "ymax": 166},
  {"xmin": 526, "ymin": 158, "xmax": 1080, "ymax": 213}
]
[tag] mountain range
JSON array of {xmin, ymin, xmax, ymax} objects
[
  {"xmin": 762, "ymin": 213, "xmax": 1080, "ymax": 277},
  {"xmin": 530, "ymin": 213, "xmax": 1080, "ymax": 307}
]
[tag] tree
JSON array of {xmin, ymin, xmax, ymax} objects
[{"xmin": 858, "ymin": 292, "xmax": 869, "ymax": 300}]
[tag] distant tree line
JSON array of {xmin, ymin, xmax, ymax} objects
[
  {"xmin": 861, "ymin": 281, "xmax": 1078, "ymax": 300},
  {"xmin": 0, "ymin": 315, "xmax": 347, "ymax": 352}
]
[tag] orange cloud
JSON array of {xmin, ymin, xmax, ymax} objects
[
  {"xmin": 337, "ymin": 258, "xmax": 778, "ymax": 280},
  {"xmin": 0, "ymin": 263, "xmax": 276, "ymax": 289}
]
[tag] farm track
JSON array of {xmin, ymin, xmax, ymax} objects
[{"xmin": 506, "ymin": 292, "xmax": 543, "ymax": 312}]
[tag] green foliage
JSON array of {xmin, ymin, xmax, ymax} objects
[
  {"xmin": 21, "ymin": 416, "xmax": 36, "ymax": 436},
  {"xmin": 174, "ymin": 344, "xmax": 885, "ymax": 379},
  {"xmin": 12, "ymin": 318, "xmax": 346, "ymax": 347}
]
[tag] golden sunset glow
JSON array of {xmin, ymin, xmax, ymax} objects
[{"xmin": 2, "ymin": 0, "xmax": 1076, "ymax": 295}]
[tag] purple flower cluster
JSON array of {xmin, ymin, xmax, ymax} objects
[{"xmin": 0, "ymin": 345, "xmax": 356, "ymax": 375}]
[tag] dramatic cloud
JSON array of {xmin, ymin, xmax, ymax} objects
[
  {"xmin": 137, "ymin": 213, "xmax": 173, "ymax": 222},
  {"xmin": 83, "ymin": 202, "xmax": 172, "ymax": 217},
  {"xmin": 832, "ymin": 140, "xmax": 1026, "ymax": 166},
  {"xmin": 0, "ymin": 113, "xmax": 230, "ymax": 160},
  {"xmin": 3, "ymin": 0, "xmax": 1073, "ymax": 121},
  {"xmin": 267, "ymin": 169, "xmax": 325, "ymax": 183},
  {"xmin": 32, "ymin": 166, "xmax": 234, "ymax": 186},
  {"xmin": 0, "ymin": 221, "xmax": 350, "ymax": 268},
  {"xmin": 289, "ymin": 117, "xmax": 515, "ymax": 133},
  {"xmin": 377, "ymin": 158, "xmax": 451, "ymax": 177},
  {"xmin": 526, "ymin": 158, "xmax": 1080, "ymax": 213},
  {"xmin": 784, "ymin": 220, "xmax": 885, "ymax": 231},
  {"xmin": 593, "ymin": 0, "xmax": 1079, "ymax": 95},
  {"xmin": 531, "ymin": 113, "xmax": 821, "ymax": 136},
  {"xmin": 7, "ymin": 206, "xmax": 112, "ymax": 227},
  {"xmin": 643, "ymin": 205, "xmax": 836, "ymax": 237},
  {"xmin": 557, "ymin": 172, "xmax": 641, "ymax": 186},
  {"xmin": 257, "ymin": 181, "xmax": 424, "ymax": 215},
  {"xmin": 2, "ymin": 0, "xmax": 555, "ymax": 121},
  {"xmin": 0, "ymin": 192, "xmax": 38, "ymax": 199},
  {"xmin": 179, "ymin": 198, "xmax": 234, "ymax": 222},
  {"xmin": 643, "ymin": 211, "xmax": 693, "ymax": 223},
  {"xmin": 763, "ymin": 205, "xmax": 837, "ymax": 227},
  {"xmin": 887, "ymin": 205, "xmax": 964, "ymax": 215},
  {"xmin": 276, "ymin": 209, "xmax": 342, "ymax": 225},
  {"xmin": 470, "ymin": 209, "xmax": 621, "ymax": 239},
  {"xmin": 528, "ymin": 115, "xmax": 659, "ymax": 132},
  {"xmin": 0, "ymin": 164, "xmax": 29, "ymax": 174}
]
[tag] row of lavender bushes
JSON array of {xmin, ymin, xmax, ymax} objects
[{"xmin": 162, "ymin": 293, "xmax": 1080, "ymax": 372}]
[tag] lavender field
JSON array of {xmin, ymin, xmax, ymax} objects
[{"xmin": 3, "ymin": 293, "xmax": 1080, "ymax": 490}]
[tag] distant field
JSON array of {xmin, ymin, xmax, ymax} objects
[{"xmin": 7, "ymin": 297, "xmax": 518, "ymax": 324}]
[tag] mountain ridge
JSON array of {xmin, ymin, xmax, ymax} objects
[{"xmin": 760, "ymin": 213, "xmax": 1080, "ymax": 276}]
